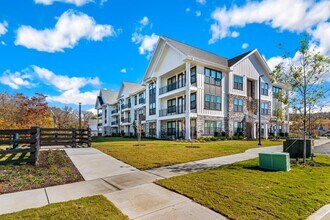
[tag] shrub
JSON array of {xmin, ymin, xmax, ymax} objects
[
  {"xmin": 238, "ymin": 136, "xmax": 244, "ymax": 140},
  {"xmin": 219, "ymin": 136, "xmax": 227, "ymax": 141},
  {"xmin": 210, "ymin": 137, "xmax": 218, "ymax": 141},
  {"xmin": 232, "ymin": 136, "xmax": 239, "ymax": 140}
]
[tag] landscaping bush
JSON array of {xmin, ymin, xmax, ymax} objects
[
  {"xmin": 237, "ymin": 136, "xmax": 244, "ymax": 140},
  {"xmin": 219, "ymin": 136, "xmax": 227, "ymax": 141},
  {"xmin": 210, "ymin": 137, "xmax": 218, "ymax": 141}
]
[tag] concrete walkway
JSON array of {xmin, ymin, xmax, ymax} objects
[{"xmin": 1, "ymin": 141, "xmax": 330, "ymax": 219}]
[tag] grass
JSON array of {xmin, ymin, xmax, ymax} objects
[
  {"xmin": 0, "ymin": 150, "xmax": 83, "ymax": 194},
  {"xmin": 92, "ymin": 137, "xmax": 282, "ymax": 170},
  {"xmin": 0, "ymin": 195, "xmax": 128, "ymax": 220},
  {"xmin": 157, "ymin": 155, "xmax": 330, "ymax": 220}
]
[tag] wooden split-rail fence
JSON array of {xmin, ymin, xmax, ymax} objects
[{"xmin": 0, "ymin": 127, "xmax": 91, "ymax": 165}]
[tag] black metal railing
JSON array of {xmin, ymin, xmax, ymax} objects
[
  {"xmin": 123, "ymin": 118, "xmax": 131, "ymax": 123},
  {"xmin": 159, "ymin": 131, "xmax": 184, "ymax": 139},
  {"xmin": 122, "ymin": 103, "xmax": 131, "ymax": 109},
  {"xmin": 97, "ymin": 122, "xmax": 102, "ymax": 126},
  {"xmin": 159, "ymin": 106, "xmax": 185, "ymax": 117},
  {"xmin": 111, "ymin": 121, "xmax": 119, "ymax": 125},
  {"xmin": 139, "ymin": 98, "xmax": 145, "ymax": 104},
  {"xmin": 159, "ymin": 79, "xmax": 186, "ymax": 95},
  {"xmin": 98, "ymin": 113, "xmax": 102, "ymax": 117},
  {"xmin": 111, "ymin": 109, "xmax": 118, "ymax": 114}
]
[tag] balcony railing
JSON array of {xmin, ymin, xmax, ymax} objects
[
  {"xmin": 111, "ymin": 121, "xmax": 119, "ymax": 125},
  {"xmin": 139, "ymin": 98, "xmax": 145, "ymax": 104},
  {"xmin": 135, "ymin": 114, "xmax": 146, "ymax": 121},
  {"xmin": 97, "ymin": 122, "xmax": 102, "ymax": 126},
  {"xmin": 111, "ymin": 109, "xmax": 118, "ymax": 114},
  {"xmin": 159, "ymin": 130, "xmax": 184, "ymax": 139},
  {"xmin": 159, "ymin": 105, "xmax": 185, "ymax": 117},
  {"xmin": 159, "ymin": 79, "xmax": 186, "ymax": 95},
  {"xmin": 122, "ymin": 103, "xmax": 131, "ymax": 109},
  {"xmin": 98, "ymin": 113, "xmax": 102, "ymax": 117},
  {"xmin": 122, "ymin": 118, "xmax": 131, "ymax": 123}
]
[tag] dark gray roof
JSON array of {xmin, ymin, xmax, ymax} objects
[
  {"xmin": 100, "ymin": 89, "xmax": 119, "ymax": 104},
  {"xmin": 163, "ymin": 37, "xmax": 228, "ymax": 67},
  {"xmin": 228, "ymin": 50, "xmax": 253, "ymax": 67}
]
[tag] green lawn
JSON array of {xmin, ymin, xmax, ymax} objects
[
  {"xmin": 157, "ymin": 155, "xmax": 330, "ymax": 220},
  {"xmin": 92, "ymin": 137, "xmax": 282, "ymax": 170},
  {"xmin": 0, "ymin": 195, "xmax": 127, "ymax": 220}
]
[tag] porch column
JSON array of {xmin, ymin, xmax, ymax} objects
[
  {"xmin": 185, "ymin": 62, "xmax": 191, "ymax": 140},
  {"xmin": 156, "ymin": 77, "xmax": 161, "ymax": 138},
  {"xmin": 253, "ymin": 123, "xmax": 257, "ymax": 139},
  {"xmin": 264, "ymin": 123, "xmax": 268, "ymax": 139}
]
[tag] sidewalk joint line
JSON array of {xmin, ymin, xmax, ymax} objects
[
  {"xmin": 100, "ymin": 178, "xmax": 122, "ymax": 190},
  {"xmin": 144, "ymin": 170, "xmax": 166, "ymax": 179},
  {"xmin": 44, "ymin": 188, "xmax": 50, "ymax": 204}
]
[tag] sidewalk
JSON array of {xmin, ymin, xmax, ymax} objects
[{"xmin": 1, "ymin": 142, "xmax": 329, "ymax": 219}]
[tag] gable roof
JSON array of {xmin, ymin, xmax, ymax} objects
[
  {"xmin": 100, "ymin": 89, "xmax": 119, "ymax": 105},
  {"xmin": 228, "ymin": 50, "xmax": 253, "ymax": 67},
  {"xmin": 119, "ymin": 82, "xmax": 145, "ymax": 98},
  {"xmin": 163, "ymin": 36, "xmax": 228, "ymax": 67}
]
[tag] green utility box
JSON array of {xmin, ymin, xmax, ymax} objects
[
  {"xmin": 283, "ymin": 139, "xmax": 313, "ymax": 158},
  {"xmin": 259, "ymin": 152, "xmax": 290, "ymax": 171}
]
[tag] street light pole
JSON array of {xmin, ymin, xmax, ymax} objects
[
  {"xmin": 79, "ymin": 102, "xmax": 82, "ymax": 130},
  {"xmin": 258, "ymin": 75, "xmax": 264, "ymax": 145}
]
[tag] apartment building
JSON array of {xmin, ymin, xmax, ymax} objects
[{"xmin": 95, "ymin": 36, "xmax": 290, "ymax": 139}]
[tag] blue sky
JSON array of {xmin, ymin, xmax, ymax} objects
[{"xmin": 0, "ymin": 0, "xmax": 329, "ymax": 111}]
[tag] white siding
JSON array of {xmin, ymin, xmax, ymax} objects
[{"xmin": 154, "ymin": 45, "xmax": 185, "ymax": 77}]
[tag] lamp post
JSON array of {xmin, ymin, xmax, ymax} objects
[
  {"xmin": 258, "ymin": 75, "xmax": 264, "ymax": 145},
  {"xmin": 78, "ymin": 102, "xmax": 82, "ymax": 130}
]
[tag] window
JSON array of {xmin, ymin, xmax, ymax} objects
[
  {"xmin": 204, "ymin": 94, "xmax": 221, "ymax": 110},
  {"xmin": 204, "ymin": 67, "xmax": 222, "ymax": 86},
  {"xmin": 138, "ymin": 93, "xmax": 145, "ymax": 104},
  {"xmin": 149, "ymin": 122, "xmax": 156, "ymax": 136},
  {"xmin": 204, "ymin": 94, "xmax": 210, "ymax": 109},
  {"xmin": 191, "ymin": 67, "xmax": 196, "ymax": 84},
  {"xmin": 167, "ymin": 76, "xmax": 176, "ymax": 91},
  {"xmin": 204, "ymin": 120, "xmax": 222, "ymax": 135},
  {"xmin": 191, "ymin": 93, "xmax": 196, "ymax": 110},
  {"xmin": 167, "ymin": 98, "xmax": 176, "ymax": 113},
  {"xmin": 178, "ymin": 73, "xmax": 185, "ymax": 88},
  {"xmin": 167, "ymin": 121, "xmax": 176, "ymax": 135},
  {"xmin": 261, "ymin": 83, "xmax": 269, "ymax": 96},
  {"xmin": 261, "ymin": 103, "xmax": 269, "ymax": 115},
  {"xmin": 234, "ymin": 121, "xmax": 243, "ymax": 136},
  {"xmin": 234, "ymin": 98, "xmax": 243, "ymax": 112},
  {"xmin": 273, "ymin": 86, "xmax": 282, "ymax": 97},
  {"xmin": 234, "ymin": 75, "xmax": 243, "ymax": 90},
  {"xmin": 104, "ymin": 109, "xmax": 107, "ymax": 124},
  {"xmin": 149, "ymin": 83, "xmax": 156, "ymax": 115},
  {"xmin": 134, "ymin": 95, "xmax": 137, "ymax": 105}
]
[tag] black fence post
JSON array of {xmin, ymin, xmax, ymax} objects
[
  {"xmin": 88, "ymin": 127, "xmax": 92, "ymax": 148},
  {"xmin": 72, "ymin": 128, "xmax": 76, "ymax": 148},
  {"xmin": 30, "ymin": 126, "xmax": 40, "ymax": 164}
]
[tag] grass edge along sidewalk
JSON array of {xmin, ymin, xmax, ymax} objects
[
  {"xmin": 92, "ymin": 137, "xmax": 282, "ymax": 170},
  {"xmin": 157, "ymin": 155, "xmax": 330, "ymax": 220}
]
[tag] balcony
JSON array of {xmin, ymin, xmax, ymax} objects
[
  {"xmin": 135, "ymin": 114, "xmax": 146, "ymax": 121},
  {"xmin": 159, "ymin": 106, "xmax": 185, "ymax": 117},
  {"xmin": 97, "ymin": 122, "xmax": 102, "ymax": 127},
  {"xmin": 159, "ymin": 79, "xmax": 186, "ymax": 95},
  {"xmin": 122, "ymin": 103, "xmax": 131, "ymax": 110},
  {"xmin": 111, "ymin": 109, "xmax": 118, "ymax": 114},
  {"xmin": 122, "ymin": 118, "xmax": 131, "ymax": 123},
  {"xmin": 138, "ymin": 98, "xmax": 145, "ymax": 104},
  {"xmin": 111, "ymin": 121, "xmax": 119, "ymax": 126},
  {"xmin": 98, "ymin": 112, "xmax": 102, "ymax": 117}
]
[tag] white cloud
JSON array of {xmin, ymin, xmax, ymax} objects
[
  {"xmin": 231, "ymin": 31, "xmax": 239, "ymax": 38},
  {"xmin": 266, "ymin": 56, "xmax": 283, "ymax": 71},
  {"xmin": 32, "ymin": 65, "xmax": 100, "ymax": 91},
  {"xmin": 195, "ymin": 11, "xmax": 202, "ymax": 17},
  {"xmin": 311, "ymin": 22, "xmax": 330, "ymax": 55},
  {"xmin": 15, "ymin": 10, "xmax": 115, "ymax": 52},
  {"xmin": 140, "ymin": 16, "xmax": 149, "ymax": 26},
  {"xmin": 242, "ymin": 43, "xmax": 249, "ymax": 49},
  {"xmin": 1, "ymin": 41, "xmax": 6, "ymax": 46},
  {"xmin": 34, "ymin": 0, "xmax": 92, "ymax": 6},
  {"xmin": 186, "ymin": 8, "xmax": 191, "ymax": 12},
  {"xmin": 132, "ymin": 33, "xmax": 159, "ymax": 56},
  {"xmin": 0, "ymin": 21, "xmax": 8, "ymax": 36},
  {"xmin": 120, "ymin": 68, "xmax": 127, "ymax": 73},
  {"xmin": 100, "ymin": 0, "xmax": 108, "ymax": 6},
  {"xmin": 209, "ymin": 0, "xmax": 330, "ymax": 44},
  {"xmin": 47, "ymin": 89, "xmax": 99, "ymax": 105},
  {"xmin": 0, "ymin": 70, "xmax": 35, "ymax": 89},
  {"xmin": 196, "ymin": 0, "xmax": 206, "ymax": 5}
]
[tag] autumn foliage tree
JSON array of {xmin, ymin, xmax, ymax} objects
[{"xmin": 0, "ymin": 93, "xmax": 53, "ymax": 129}]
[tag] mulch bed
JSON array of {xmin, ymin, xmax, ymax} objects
[{"xmin": 0, "ymin": 150, "xmax": 84, "ymax": 194}]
